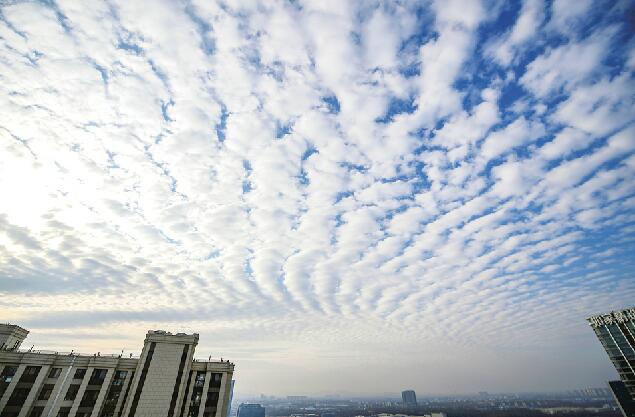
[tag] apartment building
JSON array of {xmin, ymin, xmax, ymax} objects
[{"xmin": 0, "ymin": 324, "xmax": 235, "ymax": 417}]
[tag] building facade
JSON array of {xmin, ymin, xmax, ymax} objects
[
  {"xmin": 587, "ymin": 307, "xmax": 635, "ymax": 417},
  {"xmin": 0, "ymin": 324, "xmax": 235, "ymax": 417},
  {"xmin": 401, "ymin": 390, "xmax": 416, "ymax": 407}
]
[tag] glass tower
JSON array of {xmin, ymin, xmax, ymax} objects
[{"xmin": 588, "ymin": 307, "xmax": 635, "ymax": 417}]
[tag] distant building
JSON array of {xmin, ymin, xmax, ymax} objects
[
  {"xmin": 587, "ymin": 307, "xmax": 635, "ymax": 417},
  {"xmin": 237, "ymin": 403, "xmax": 265, "ymax": 417},
  {"xmin": 0, "ymin": 323, "xmax": 234, "ymax": 417},
  {"xmin": 286, "ymin": 395, "xmax": 307, "ymax": 401},
  {"xmin": 401, "ymin": 390, "xmax": 417, "ymax": 407},
  {"xmin": 578, "ymin": 387, "xmax": 611, "ymax": 398}
]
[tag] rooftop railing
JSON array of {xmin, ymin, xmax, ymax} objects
[
  {"xmin": 0, "ymin": 347, "xmax": 140, "ymax": 358},
  {"xmin": 1, "ymin": 348, "xmax": 232, "ymax": 364},
  {"xmin": 192, "ymin": 357, "xmax": 235, "ymax": 365}
]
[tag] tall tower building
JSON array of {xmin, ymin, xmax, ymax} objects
[
  {"xmin": 120, "ymin": 330, "xmax": 198, "ymax": 417},
  {"xmin": 401, "ymin": 390, "xmax": 417, "ymax": 407},
  {"xmin": 587, "ymin": 307, "xmax": 635, "ymax": 417},
  {"xmin": 0, "ymin": 325, "xmax": 235, "ymax": 417}
]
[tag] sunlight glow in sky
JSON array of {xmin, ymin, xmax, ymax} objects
[{"xmin": 1, "ymin": 0, "xmax": 635, "ymax": 395}]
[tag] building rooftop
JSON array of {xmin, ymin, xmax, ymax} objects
[
  {"xmin": 0, "ymin": 323, "xmax": 29, "ymax": 334},
  {"xmin": 587, "ymin": 306, "xmax": 635, "ymax": 327},
  {"xmin": 0, "ymin": 324, "xmax": 234, "ymax": 367}
]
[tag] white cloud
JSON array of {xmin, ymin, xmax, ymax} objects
[
  {"xmin": 480, "ymin": 116, "xmax": 545, "ymax": 162},
  {"xmin": 0, "ymin": 0, "xmax": 633, "ymax": 397},
  {"xmin": 487, "ymin": 0, "xmax": 546, "ymax": 66},
  {"xmin": 491, "ymin": 157, "xmax": 544, "ymax": 198},
  {"xmin": 434, "ymin": 95, "xmax": 500, "ymax": 153},
  {"xmin": 548, "ymin": 0, "xmax": 593, "ymax": 36},
  {"xmin": 521, "ymin": 27, "xmax": 615, "ymax": 97},
  {"xmin": 538, "ymin": 127, "xmax": 593, "ymax": 160},
  {"xmin": 552, "ymin": 73, "xmax": 635, "ymax": 137}
]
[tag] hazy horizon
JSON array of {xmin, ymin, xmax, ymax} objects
[{"xmin": 1, "ymin": 0, "xmax": 634, "ymax": 397}]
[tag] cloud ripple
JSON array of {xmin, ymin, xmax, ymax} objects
[{"xmin": 0, "ymin": 0, "xmax": 634, "ymax": 394}]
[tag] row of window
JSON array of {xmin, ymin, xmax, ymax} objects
[
  {"xmin": 31, "ymin": 406, "xmax": 71, "ymax": 417},
  {"xmin": 6, "ymin": 383, "xmax": 87, "ymax": 408},
  {"xmin": 188, "ymin": 372, "xmax": 223, "ymax": 417},
  {"xmin": 25, "ymin": 406, "xmax": 92, "ymax": 417},
  {"xmin": 1, "ymin": 365, "xmax": 106, "ymax": 384},
  {"xmin": 99, "ymin": 370, "xmax": 132, "ymax": 417},
  {"xmin": 1, "ymin": 366, "xmax": 130, "ymax": 417},
  {"xmin": 194, "ymin": 372, "xmax": 223, "ymax": 388},
  {"xmin": 1, "ymin": 365, "xmax": 224, "ymax": 417}
]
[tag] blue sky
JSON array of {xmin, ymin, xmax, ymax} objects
[{"xmin": 0, "ymin": 0, "xmax": 634, "ymax": 395}]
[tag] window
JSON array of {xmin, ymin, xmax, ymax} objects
[
  {"xmin": 64, "ymin": 384, "xmax": 80, "ymax": 401},
  {"xmin": 7, "ymin": 387, "xmax": 31, "ymax": 406},
  {"xmin": 29, "ymin": 407, "xmax": 44, "ymax": 417},
  {"xmin": 101, "ymin": 382, "xmax": 123, "ymax": 417},
  {"xmin": 114, "ymin": 370, "xmax": 127, "ymax": 380},
  {"xmin": 88, "ymin": 369, "xmax": 108, "ymax": 385},
  {"xmin": 111, "ymin": 370, "xmax": 127, "ymax": 386},
  {"xmin": 38, "ymin": 384, "xmax": 55, "ymax": 400},
  {"xmin": 1, "ymin": 366, "xmax": 17, "ymax": 383},
  {"xmin": 57, "ymin": 407, "xmax": 71, "ymax": 417},
  {"xmin": 48, "ymin": 368, "xmax": 62, "ymax": 378},
  {"xmin": 0, "ymin": 365, "xmax": 18, "ymax": 397},
  {"xmin": 73, "ymin": 368, "xmax": 86, "ymax": 379},
  {"xmin": 80, "ymin": 389, "xmax": 100, "ymax": 407},
  {"xmin": 210, "ymin": 373, "xmax": 222, "ymax": 387},
  {"xmin": 105, "ymin": 387, "xmax": 121, "ymax": 402},
  {"xmin": 20, "ymin": 366, "xmax": 41, "ymax": 383},
  {"xmin": 24, "ymin": 366, "xmax": 40, "ymax": 375},
  {"xmin": 194, "ymin": 371, "xmax": 206, "ymax": 387},
  {"xmin": 205, "ymin": 391, "xmax": 219, "ymax": 406}
]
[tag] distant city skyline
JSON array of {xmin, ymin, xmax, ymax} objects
[{"xmin": 1, "ymin": 0, "xmax": 634, "ymax": 396}]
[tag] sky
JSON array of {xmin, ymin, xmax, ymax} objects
[{"xmin": 1, "ymin": 0, "xmax": 635, "ymax": 396}]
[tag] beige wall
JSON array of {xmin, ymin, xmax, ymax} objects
[{"xmin": 133, "ymin": 342, "xmax": 186, "ymax": 417}]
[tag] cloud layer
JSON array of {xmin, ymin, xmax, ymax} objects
[{"xmin": 1, "ymin": 0, "xmax": 634, "ymax": 394}]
